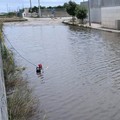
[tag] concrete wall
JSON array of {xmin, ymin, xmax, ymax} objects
[
  {"xmin": 90, "ymin": 8, "xmax": 101, "ymax": 23},
  {"xmin": 101, "ymin": 6, "xmax": 120, "ymax": 29},
  {"xmin": 88, "ymin": 0, "xmax": 120, "ymax": 27},
  {"xmin": 81, "ymin": 1, "xmax": 101, "ymax": 23},
  {"xmin": 41, "ymin": 9, "xmax": 70, "ymax": 17},
  {"xmin": 24, "ymin": 8, "xmax": 70, "ymax": 18},
  {"xmin": 0, "ymin": 46, "xmax": 8, "ymax": 120},
  {"xmin": 90, "ymin": 0, "xmax": 101, "ymax": 8},
  {"xmin": 90, "ymin": 0, "xmax": 120, "ymax": 7},
  {"xmin": 101, "ymin": 0, "xmax": 120, "ymax": 7}
]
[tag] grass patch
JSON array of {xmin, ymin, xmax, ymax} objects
[{"xmin": 0, "ymin": 23, "xmax": 40, "ymax": 120}]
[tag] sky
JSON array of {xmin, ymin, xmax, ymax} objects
[{"xmin": 0, "ymin": 0, "xmax": 85, "ymax": 13}]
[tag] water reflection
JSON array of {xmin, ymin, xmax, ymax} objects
[{"xmin": 4, "ymin": 22, "xmax": 120, "ymax": 120}]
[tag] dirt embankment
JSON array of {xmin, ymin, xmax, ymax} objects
[{"xmin": 0, "ymin": 17, "xmax": 27, "ymax": 22}]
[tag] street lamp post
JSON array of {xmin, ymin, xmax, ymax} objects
[
  {"xmin": 30, "ymin": 0, "xmax": 32, "ymax": 17},
  {"xmin": 88, "ymin": 0, "xmax": 91, "ymax": 26},
  {"xmin": 38, "ymin": 0, "xmax": 41, "ymax": 17}
]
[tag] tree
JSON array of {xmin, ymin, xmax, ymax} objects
[
  {"xmin": 64, "ymin": 2, "xmax": 68, "ymax": 8},
  {"xmin": 47, "ymin": 6, "xmax": 52, "ymax": 9},
  {"xmin": 41, "ymin": 6, "xmax": 46, "ymax": 9},
  {"xmin": 29, "ymin": 6, "xmax": 46, "ymax": 13},
  {"xmin": 32, "ymin": 6, "xmax": 38, "ymax": 13},
  {"xmin": 55, "ymin": 5, "xmax": 64, "ymax": 9},
  {"xmin": 75, "ymin": 5, "xmax": 87, "ymax": 24},
  {"xmin": 7, "ymin": 12, "xmax": 16, "ymax": 17},
  {"xmin": 64, "ymin": 1, "xmax": 77, "ymax": 19}
]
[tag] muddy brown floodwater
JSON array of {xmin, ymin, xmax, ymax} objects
[{"xmin": 4, "ymin": 19, "xmax": 120, "ymax": 120}]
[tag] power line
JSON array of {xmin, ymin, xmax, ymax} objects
[{"xmin": 3, "ymin": 33, "xmax": 37, "ymax": 67}]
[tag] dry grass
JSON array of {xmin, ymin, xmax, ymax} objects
[
  {"xmin": 8, "ymin": 80, "xmax": 38, "ymax": 120},
  {"xmin": 0, "ymin": 18, "xmax": 27, "ymax": 22}
]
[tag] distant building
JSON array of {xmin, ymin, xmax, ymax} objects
[
  {"xmin": 81, "ymin": 0, "xmax": 120, "ymax": 30},
  {"xmin": 23, "ymin": 8, "xmax": 30, "ymax": 17}
]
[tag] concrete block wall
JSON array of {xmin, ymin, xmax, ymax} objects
[
  {"xmin": 101, "ymin": 6, "xmax": 120, "ymax": 29},
  {"xmin": 0, "ymin": 47, "xmax": 8, "ymax": 120}
]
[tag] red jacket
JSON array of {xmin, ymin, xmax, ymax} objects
[{"xmin": 38, "ymin": 64, "xmax": 42, "ymax": 69}]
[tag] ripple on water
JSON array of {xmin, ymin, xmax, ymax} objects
[{"xmin": 4, "ymin": 22, "xmax": 120, "ymax": 120}]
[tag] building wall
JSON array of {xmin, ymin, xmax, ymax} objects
[
  {"xmin": 101, "ymin": 6, "xmax": 120, "ymax": 29},
  {"xmin": 90, "ymin": 0, "xmax": 101, "ymax": 8},
  {"xmin": 101, "ymin": 0, "xmax": 120, "ymax": 7},
  {"xmin": 81, "ymin": 1, "xmax": 88, "ymax": 9},
  {"xmin": 81, "ymin": 1, "xmax": 101, "ymax": 23},
  {"xmin": 0, "ymin": 47, "xmax": 8, "ymax": 120},
  {"xmin": 90, "ymin": 8, "xmax": 101, "ymax": 23},
  {"xmin": 89, "ymin": 0, "xmax": 120, "ymax": 29},
  {"xmin": 90, "ymin": 0, "xmax": 120, "ymax": 8}
]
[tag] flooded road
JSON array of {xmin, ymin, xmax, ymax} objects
[{"xmin": 4, "ymin": 20, "xmax": 120, "ymax": 120}]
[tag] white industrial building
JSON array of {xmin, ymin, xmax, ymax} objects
[{"xmin": 81, "ymin": 0, "xmax": 120, "ymax": 30}]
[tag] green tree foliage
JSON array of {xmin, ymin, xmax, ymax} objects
[
  {"xmin": 29, "ymin": 6, "xmax": 46, "ymax": 13},
  {"xmin": 63, "ymin": 2, "xmax": 68, "ymax": 8},
  {"xmin": 7, "ymin": 12, "xmax": 16, "ymax": 17},
  {"xmin": 47, "ymin": 6, "xmax": 52, "ymax": 9},
  {"xmin": 64, "ymin": 1, "xmax": 77, "ymax": 17},
  {"xmin": 55, "ymin": 5, "xmax": 65, "ymax": 9},
  {"xmin": 41, "ymin": 6, "xmax": 46, "ymax": 9},
  {"xmin": 29, "ymin": 5, "xmax": 65, "ymax": 13},
  {"xmin": 47, "ymin": 5, "xmax": 65, "ymax": 10},
  {"xmin": 75, "ymin": 5, "xmax": 87, "ymax": 24},
  {"xmin": 32, "ymin": 6, "xmax": 38, "ymax": 13}
]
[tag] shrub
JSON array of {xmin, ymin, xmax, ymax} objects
[
  {"xmin": 75, "ymin": 5, "xmax": 87, "ymax": 24},
  {"xmin": 64, "ymin": 1, "xmax": 77, "ymax": 22}
]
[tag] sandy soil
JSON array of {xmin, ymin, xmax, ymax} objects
[{"xmin": 0, "ymin": 17, "xmax": 27, "ymax": 22}]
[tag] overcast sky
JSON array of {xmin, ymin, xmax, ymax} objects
[{"xmin": 0, "ymin": 0, "xmax": 86, "ymax": 12}]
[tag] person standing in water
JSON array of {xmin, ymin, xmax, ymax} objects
[{"xmin": 36, "ymin": 64, "xmax": 43, "ymax": 74}]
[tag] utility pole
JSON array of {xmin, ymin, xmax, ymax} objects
[
  {"xmin": 6, "ymin": 4, "xmax": 9, "ymax": 13},
  {"xmin": 88, "ymin": 0, "xmax": 91, "ymax": 26},
  {"xmin": 21, "ymin": 0, "xmax": 24, "ymax": 10},
  {"xmin": 30, "ymin": 0, "xmax": 32, "ymax": 17},
  {"xmin": 38, "ymin": 0, "xmax": 41, "ymax": 17}
]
